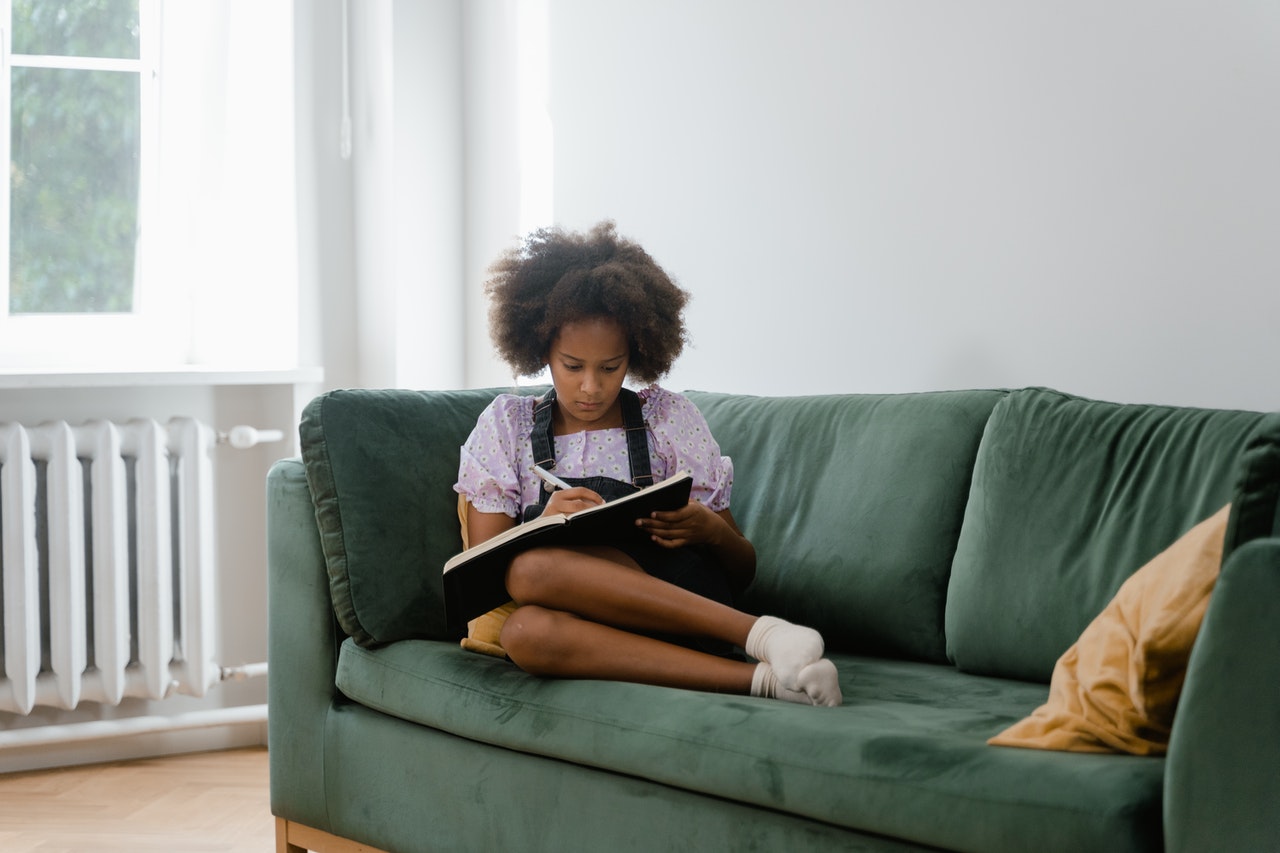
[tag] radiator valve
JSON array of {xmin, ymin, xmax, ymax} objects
[{"xmin": 218, "ymin": 426, "xmax": 285, "ymax": 449}]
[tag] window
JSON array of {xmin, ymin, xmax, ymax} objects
[
  {"xmin": 6, "ymin": 0, "xmax": 154, "ymax": 315},
  {"xmin": 1, "ymin": 1, "xmax": 298, "ymax": 370}
]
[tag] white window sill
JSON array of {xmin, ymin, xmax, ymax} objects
[{"xmin": 0, "ymin": 366, "xmax": 323, "ymax": 391}]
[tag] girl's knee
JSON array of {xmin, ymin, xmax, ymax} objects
[
  {"xmin": 499, "ymin": 604, "xmax": 566, "ymax": 675},
  {"xmin": 504, "ymin": 548, "xmax": 561, "ymax": 603}
]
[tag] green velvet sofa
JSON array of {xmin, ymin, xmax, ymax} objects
[{"xmin": 268, "ymin": 386, "xmax": 1280, "ymax": 853}]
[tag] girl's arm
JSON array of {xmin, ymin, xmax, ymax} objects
[
  {"xmin": 466, "ymin": 487, "xmax": 605, "ymax": 547},
  {"xmin": 634, "ymin": 390, "xmax": 754, "ymax": 587},
  {"xmin": 637, "ymin": 503, "xmax": 757, "ymax": 594},
  {"xmin": 466, "ymin": 502, "xmax": 517, "ymax": 547}
]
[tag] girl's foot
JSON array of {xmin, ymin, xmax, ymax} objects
[
  {"xmin": 751, "ymin": 660, "xmax": 842, "ymax": 707},
  {"xmin": 745, "ymin": 615, "xmax": 824, "ymax": 690}
]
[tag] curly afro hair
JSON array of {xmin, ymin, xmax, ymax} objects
[{"xmin": 485, "ymin": 221, "xmax": 690, "ymax": 384}]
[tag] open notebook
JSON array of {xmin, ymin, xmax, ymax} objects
[{"xmin": 442, "ymin": 471, "xmax": 693, "ymax": 636}]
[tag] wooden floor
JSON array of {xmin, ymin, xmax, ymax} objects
[{"xmin": 0, "ymin": 747, "xmax": 273, "ymax": 852}]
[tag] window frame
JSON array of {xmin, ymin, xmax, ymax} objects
[{"xmin": 0, "ymin": 0, "xmax": 170, "ymax": 368}]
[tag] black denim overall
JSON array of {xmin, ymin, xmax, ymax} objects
[
  {"xmin": 522, "ymin": 387, "xmax": 655, "ymax": 523},
  {"xmin": 522, "ymin": 388, "xmax": 736, "ymax": 655}
]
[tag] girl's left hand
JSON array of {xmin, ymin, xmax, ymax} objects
[{"xmin": 636, "ymin": 500, "xmax": 727, "ymax": 549}]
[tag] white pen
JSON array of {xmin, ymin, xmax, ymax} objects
[{"xmin": 532, "ymin": 464, "xmax": 572, "ymax": 492}]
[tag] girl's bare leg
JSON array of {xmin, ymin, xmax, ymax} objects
[
  {"xmin": 503, "ymin": 545, "xmax": 758, "ymax": 646},
  {"xmin": 499, "ymin": 604, "xmax": 755, "ymax": 693},
  {"xmin": 500, "ymin": 545, "xmax": 842, "ymax": 706}
]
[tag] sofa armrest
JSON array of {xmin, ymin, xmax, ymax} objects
[
  {"xmin": 1165, "ymin": 537, "xmax": 1280, "ymax": 852},
  {"xmin": 267, "ymin": 458, "xmax": 345, "ymax": 832}
]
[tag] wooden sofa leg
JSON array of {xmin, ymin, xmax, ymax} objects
[
  {"xmin": 276, "ymin": 817, "xmax": 303, "ymax": 853},
  {"xmin": 276, "ymin": 816, "xmax": 391, "ymax": 853}
]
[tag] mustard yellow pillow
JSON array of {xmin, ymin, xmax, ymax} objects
[
  {"xmin": 989, "ymin": 504, "xmax": 1230, "ymax": 755},
  {"xmin": 456, "ymin": 495, "xmax": 514, "ymax": 658}
]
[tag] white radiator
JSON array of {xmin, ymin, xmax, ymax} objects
[{"xmin": 0, "ymin": 418, "xmax": 219, "ymax": 715}]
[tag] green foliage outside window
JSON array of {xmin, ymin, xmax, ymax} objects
[
  {"xmin": 9, "ymin": 0, "xmax": 141, "ymax": 315},
  {"xmin": 12, "ymin": 0, "xmax": 139, "ymax": 58}
]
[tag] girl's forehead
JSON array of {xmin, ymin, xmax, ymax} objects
[{"xmin": 552, "ymin": 317, "xmax": 629, "ymax": 355}]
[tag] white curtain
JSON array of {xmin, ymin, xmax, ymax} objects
[{"xmin": 156, "ymin": 0, "xmax": 297, "ymax": 368}]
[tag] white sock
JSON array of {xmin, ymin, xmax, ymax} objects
[
  {"xmin": 745, "ymin": 615, "xmax": 824, "ymax": 691},
  {"xmin": 795, "ymin": 659, "xmax": 842, "ymax": 707},
  {"xmin": 750, "ymin": 662, "xmax": 808, "ymax": 704},
  {"xmin": 750, "ymin": 661, "xmax": 842, "ymax": 707}
]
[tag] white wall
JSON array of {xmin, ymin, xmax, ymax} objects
[
  {"xmin": 296, "ymin": 1, "xmax": 1279, "ymax": 406},
  {"xmin": 295, "ymin": 0, "xmax": 466, "ymax": 391},
  {"xmin": 294, "ymin": 0, "xmax": 358, "ymax": 389},
  {"xmin": 451, "ymin": 0, "xmax": 1279, "ymax": 410}
]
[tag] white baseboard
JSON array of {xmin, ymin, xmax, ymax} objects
[{"xmin": 0, "ymin": 713, "xmax": 268, "ymax": 775}]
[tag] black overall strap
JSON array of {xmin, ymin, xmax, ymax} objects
[
  {"xmin": 620, "ymin": 390, "xmax": 654, "ymax": 488},
  {"xmin": 529, "ymin": 388, "xmax": 653, "ymax": 487},
  {"xmin": 529, "ymin": 391, "xmax": 558, "ymax": 472}
]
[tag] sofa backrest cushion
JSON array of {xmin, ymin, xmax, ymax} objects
[
  {"xmin": 688, "ymin": 389, "xmax": 1005, "ymax": 663},
  {"xmin": 301, "ymin": 388, "xmax": 517, "ymax": 646},
  {"xmin": 945, "ymin": 388, "xmax": 1267, "ymax": 683},
  {"xmin": 1223, "ymin": 412, "xmax": 1280, "ymax": 560}
]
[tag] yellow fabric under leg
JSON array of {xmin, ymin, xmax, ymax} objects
[{"xmin": 456, "ymin": 495, "xmax": 513, "ymax": 658}]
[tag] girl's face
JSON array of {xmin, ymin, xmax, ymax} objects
[{"xmin": 547, "ymin": 316, "xmax": 630, "ymax": 433}]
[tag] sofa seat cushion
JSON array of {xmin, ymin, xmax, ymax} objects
[{"xmin": 336, "ymin": 640, "xmax": 1163, "ymax": 853}]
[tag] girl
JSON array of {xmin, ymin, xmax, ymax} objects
[{"xmin": 454, "ymin": 222, "xmax": 840, "ymax": 706}]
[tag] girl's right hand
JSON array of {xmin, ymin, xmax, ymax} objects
[{"xmin": 541, "ymin": 487, "xmax": 605, "ymax": 516}]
